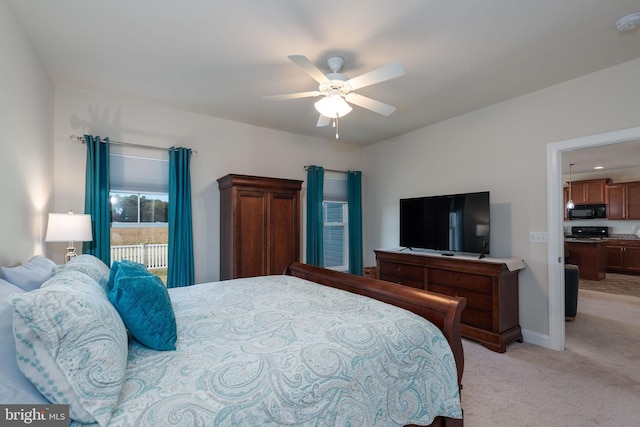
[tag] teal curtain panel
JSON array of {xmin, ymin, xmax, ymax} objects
[
  {"xmin": 347, "ymin": 171, "xmax": 363, "ymax": 275},
  {"xmin": 83, "ymin": 135, "xmax": 111, "ymax": 265},
  {"xmin": 167, "ymin": 147, "xmax": 194, "ymax": 288},
  {"xmin": 306, "ymin": 166, "xmax": 324, "ymax": 267}
]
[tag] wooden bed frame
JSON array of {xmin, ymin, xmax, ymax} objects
[{"xmin": 285, "ymin": 262, "xmax": 467, "ymax": 427}]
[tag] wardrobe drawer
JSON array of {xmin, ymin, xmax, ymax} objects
[{"xmin": 428, "ymin": 269, "xmax": 491, "ymax": 294}]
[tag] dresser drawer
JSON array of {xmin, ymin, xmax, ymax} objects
[
  {"xmin": 428, "ymin": 284, "xmax": 492, "ymax": 311},
  {"xmin": 461, "ymin": 307, "xmax": 493, "ymax": 331},
  {"xmin": 378, "ymin": 261, "xmax": 424, "ymax": 289},
  {"xmin": 428, "ymin": 269, "xmax": 492, "ymax": 294}
]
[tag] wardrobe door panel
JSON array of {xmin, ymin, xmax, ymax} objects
[
  {"xmin": 269, "ymin": 192, "xmax": 300, "ymax": 275},
  {"xmin": 237, "ymin": 191, "xmax": 267, "ymax": 278}
]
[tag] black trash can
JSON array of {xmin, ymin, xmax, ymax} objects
[{"xmin": 565, "ymin": 264, "xmax": 579, "ymax": 320}]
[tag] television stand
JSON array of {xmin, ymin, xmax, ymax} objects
[{"xmin": 375, "ymin": 249, "xmax": 524, "ymax": 353}]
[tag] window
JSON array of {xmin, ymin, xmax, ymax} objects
[
  {"xmin": 109, "ymin": 149, "xmax": 169, "ymax": 282},
  {"xmin": 110, "ymin": 192, "xmax": 168, "ymax": 224},
  {"xmin": 323, "ymin": 201, "xmax": 348, "ymax": 270},
  {"xmin": 322, "ymin": 173, "xmax": 349, "ymax": 271}
]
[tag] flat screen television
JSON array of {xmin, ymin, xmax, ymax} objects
[{"xmin": 399, "ymin": 191, "xmax": 490, "ymax": 256}]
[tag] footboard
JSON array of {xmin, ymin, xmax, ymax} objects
[{"xmin": 284, "ymin": 262, "xmax": 466, "ymax": 389}]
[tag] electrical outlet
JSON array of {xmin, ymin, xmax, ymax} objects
[{"xmin": 529, "ymin": 231, "xmax": 548, "ymax": 243}]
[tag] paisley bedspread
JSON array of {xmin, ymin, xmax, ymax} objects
[{"xmin": 73, "ymin": 275, "xmax": 462, "ymax": 426}]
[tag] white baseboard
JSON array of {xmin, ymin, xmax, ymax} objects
[{"xmin": 521, "ymin": 328, "xmax": 553, "ymax": 349}]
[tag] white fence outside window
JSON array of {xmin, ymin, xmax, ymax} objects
[{"xmin": 111, "ymin": 244, "xmax": 168, "ymax": 270}]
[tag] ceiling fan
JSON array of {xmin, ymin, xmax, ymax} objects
[{"xmin": 264, "ymin": 55, "xmax": 405, "ymax": 138}]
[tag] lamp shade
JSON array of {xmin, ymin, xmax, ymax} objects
[
  {"xmin": 45, "ymin": 212, "xmax": 93, "ymax": 242},
  {"xmin": 314, "ymin": 94, "xmax": 353, "ymax": 118}
]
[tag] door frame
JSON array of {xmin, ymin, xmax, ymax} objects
[{"xmin": 546, "ymin": 126, "xmax": 640, "ymax": 351}]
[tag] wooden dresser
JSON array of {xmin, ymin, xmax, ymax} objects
[
  {"xmin": 218, "ymin": 174, "xmax": 302, "ymax": 280},
  {"xmin": 375, "ymin": 249, "xmax": 524, "ymax": 353}
]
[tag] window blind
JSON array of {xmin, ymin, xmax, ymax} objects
[
  {"xmin": 323, "ymin": 175, "xmax": 347, "ymax": 201},
  {"xmin": 109, "ymin": 154, "xmax": 169, "ymax": 193}
]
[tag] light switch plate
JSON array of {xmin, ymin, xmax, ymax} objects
[{"xmin": 529, "ymin": 231, "xmax": 548, "ymax": 243}]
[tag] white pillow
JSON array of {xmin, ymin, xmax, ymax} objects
[
  {"xmin": 8, "ymin": 270, "xmax": 128, "ymax": 425},
  {"xmin": 0, "ymin": 278, "xmax": 48, "ymax": 404},
  {"xmin": 54, "ymin": 254, "xmax": 111, "ymax": 289},
  {"xmin": 0, "ymin": 255, "xmax": 56, "ymax": 291}
]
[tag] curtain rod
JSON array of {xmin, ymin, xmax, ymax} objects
[
  {"xmin": 70, "ymin": 135, "xmax": 198, "ymax": 156},
  {"xmin": 303, "ymin": 165, "xmax": 349, "ymax": 174}
]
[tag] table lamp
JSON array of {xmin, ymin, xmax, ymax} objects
[{"xmin": 45, "ymin": 211, "xmax": 93, "ymax": 263}]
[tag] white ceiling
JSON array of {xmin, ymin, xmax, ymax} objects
[
  {"xmin": 9, "ymin": 0, "xmax": 640, "ymax": 148},
  {"xmin": 563, "ymin": 139, "xmax": 640, "ymax": 174}
]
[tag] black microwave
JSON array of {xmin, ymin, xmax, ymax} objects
[{"xmin": 569, "ymin": 204, "xmax": 606, "ymax": 220}]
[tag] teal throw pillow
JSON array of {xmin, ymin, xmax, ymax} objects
[
  {"xmin": 107, "ymin": 259, "xmax": 148, "ymax": 293},
  {"xmin": 108, "ymin": 260, "xmax": 177, "ymax": 351}
]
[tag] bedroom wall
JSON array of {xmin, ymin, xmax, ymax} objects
[
  {"xmin": 52, "ymin": 86, "xmax": 365, "ymax": 281},
  {"xmin": 0, "ymin": 0, "xmax": 53, "ymax": 266},
  {"xmin": 363, "ymin": 57, "xmax": 640, "ymax": 345}
]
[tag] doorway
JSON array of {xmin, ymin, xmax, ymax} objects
[{"xmin": 547, "ymin": 126, "xmax": 640, "ymax": 351}]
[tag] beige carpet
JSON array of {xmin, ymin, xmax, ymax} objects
[{"xmin": 460, "ymin": 289, "xmax": 640, "ymax": 426}]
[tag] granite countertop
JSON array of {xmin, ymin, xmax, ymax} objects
[
  {"xmin": 564, "ymin": 238, "xmax": 607, "ymax": 243},
  {"xmin": 565, "ymin": 234, "xmax": 640, "ymax": 242},
  {"xmin": 608, "ymin": 234, "xmax": 640, "ymax": 240}
]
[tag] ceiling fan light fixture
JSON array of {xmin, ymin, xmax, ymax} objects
[
  {"xmin": 616, "ymin": 12, "xmax": 640, "ymax": 32},
  {"xmin": 266, "ymin": 54, "xmax": 404, "ymax": 138},
  {"xmin": 314, "ymin": 94, "xmax": 352, "ymax": 118}
]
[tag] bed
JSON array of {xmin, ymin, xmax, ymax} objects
[{"xmin": 1, "ymin": 255, "xmax": 466, "ymax": 427}]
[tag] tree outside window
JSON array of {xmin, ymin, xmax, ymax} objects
[{"xmin": 110, "ymin": 193, "xmax": 168, "ymax": 223}]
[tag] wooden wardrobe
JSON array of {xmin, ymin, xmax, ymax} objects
[{"xmin": 218, "ymin": 174, "xmax": 302, "ymax": 280}]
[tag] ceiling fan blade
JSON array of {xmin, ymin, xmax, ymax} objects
[
  {"xmin": 346, "ymin": 63, "xmax": 405, "ymax": 90},
  {"xmin": 263, "ymin": 91, "xmax": 321, "ymax": 100},
  {"xmin": 317, "ymin": 115, "xmax": 331, "ymax": 127},
  {"xmin": 345, "ymin": 93, "xmax": 396, "ymax": 116},
  {"xmin": 288, "ymin": 55, "xmax": 330, "ymax": 84}
]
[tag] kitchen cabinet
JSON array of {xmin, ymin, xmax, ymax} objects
[
  {"xmin": 218, "ymin": 174, "xmax": 302, "ymax": 280},
  {"xmin": 375, "ymin": 249, "xmax": 523, "ymax": 353},
  {"xmin": 565, "ymin": 240, "xmax": 607, "ymax": 280},
  {"xmin": 566, "ymin": 179, "xmax": 608, "ymax": 205},
  {"xmin": 607, "ymin": 181, "xmax": 640, "ymax": 220},
  {"xmin": 606, "ymin": 240, "xmax": 640, "ymax": 275},
  {"xmin": 630, "ymin": 183, "xmax": 640, "ymax": 219},
  {"xmin": 607, "ymin": 184, "xmax": 626, "ymax": 219}
]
